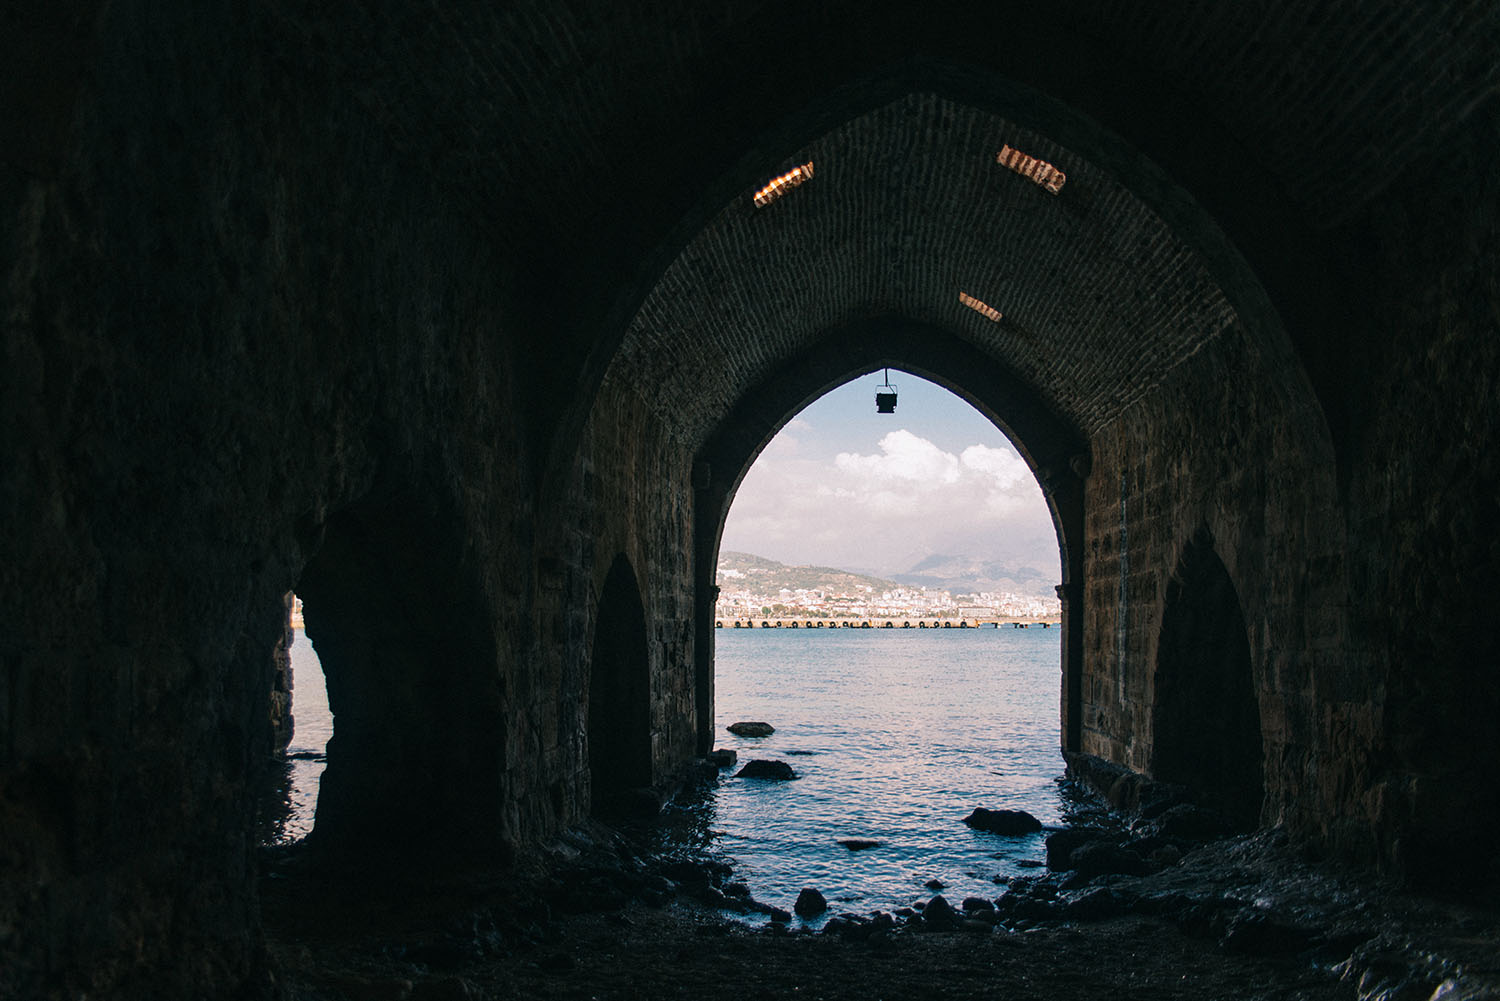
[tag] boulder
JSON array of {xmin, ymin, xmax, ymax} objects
[
  {"xmin": 963, "ymin": 808, "xmax": 1043, "ymax": 835},
  {"xmin": 706, "ymin": 748, "xmax": 738, "ymax": 768},
  {"xmin": 1156, "ymin": 804, "xmax": 1235, "ymax": 842},
  {"xmin": 1220, "ymin": 913, "xmax": 1322, "ymax": 955},
  {"xmin": 1070, "ymin": 842, "xmax": 1152, "ymax": 878},
  {"xmin": 793, "ymin": 888, "xmax": 827, "ymax": 917},
  {"xmin": 1045, "ymin": 828, "xmax": 1113, "ymax": 870},
  {"xmin": 922, "ymin": 894, "xmax": 958, "ymax": 928},
  {"xmin": 1061, "ymin": 887, "xmax": 1128, "ymax": 921},
  {"xmin": 836, "ymin": 839, "xmax": 882, "ymax": 851},
  {"xmin": 735, "ymin": 759, "xmax": 797, "ymax": 780},
  {"xmin": 728, "ymin": 721, "xmax": 775, "ymax": 737}
]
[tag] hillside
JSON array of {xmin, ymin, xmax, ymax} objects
[
  {"xmin": 893, "ymin": 553, "xmax": 1058, "ymax": 597},
  {"xmin": 716, "ymin": 552, "xmax": 901, "ymax": 595}
]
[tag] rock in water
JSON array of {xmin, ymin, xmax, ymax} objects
[
  {"xmin": 735, "ymin": 759, "xmax": 797, "ymax": 780},
  {"xmin": 728, "ymin": 721, "xmax": 775, "ymax": 737},
  {"xmin": 836, "ymin": 839, "xmax": 883, "ymax": 851},
  {"xmin": 1045, "ymin": 827, "xmax": 1112, "ymax": 870},
  {"xmin": 962, "ymin": 807, "xmax": 1043, "ymax": 835},
  {"xmin": 923, "ymin": 895, "xmax": 958, "ymax": 928},
  {"xmin": 793, "ymin": 888, "xmax": 827, "ymax": 917},
  {"xmin": 706, "ymin": 748, "xmax": 738, "ymax": 768}
]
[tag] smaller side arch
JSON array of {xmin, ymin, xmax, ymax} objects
[
  {"xmin": 1150, "ymin": 528, "xmax": 1264, "ymax": 829},
  {"xmin": 588, "ymin": 555, "xmax": 653, "ymax": 812}
]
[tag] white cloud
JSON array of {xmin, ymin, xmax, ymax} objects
[{"xmin": 721, "ymin": 430, "xmax": 1057, "ymax": 574}]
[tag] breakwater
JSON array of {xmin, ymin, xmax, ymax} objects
[{"xmin": 716, "ymin": 618, "xmax": 1058, "ymax": 629}]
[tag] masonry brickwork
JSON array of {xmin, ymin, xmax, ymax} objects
[{"xmin": 3, "ymin": 2, "xmax": 1498, "ymax": 997}]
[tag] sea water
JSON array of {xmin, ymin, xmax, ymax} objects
[
  {"xmin": 702, "ymin": 627, "xmax": 1065, "ymax": 916},
  {"xmin": 271, "ymin": 626, "xmax": 1067, "ymax": 916}
]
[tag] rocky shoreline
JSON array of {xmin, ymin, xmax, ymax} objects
[{"xmin": 260, "ymin": 760, "xmax": 1500, "ymax": 1000}]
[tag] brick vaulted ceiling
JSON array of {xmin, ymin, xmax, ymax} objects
[
  {"xmin": 616, "ymin": 92, "xmax": 1243, "ymax": 449},
  {"xmin": 271, "ymin": 0, "xmax": 1500, "ymax": 452}
]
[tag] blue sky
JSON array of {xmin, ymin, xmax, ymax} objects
[{"xmin": 719, "ymin": 370, "xmax": 1061, "ymax": 578}]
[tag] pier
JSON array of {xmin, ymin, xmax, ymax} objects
[{"xmin": 715, "ymin": 618, "xmax": 1058, "ymax": 630}]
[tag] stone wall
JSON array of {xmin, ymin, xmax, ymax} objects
[
  {"xmin": 4, "ymin": 2, "xmax": 1499, "ymax": 997},
  {"xmin": 1081, "ymin": 322, "xmax": 1350, "ymax": 842},
  {"xmin": 1336, "ymin": 104, "xmax": 1500, "ymax": 881},
  {"xmin": 2, "ymin": 5, "xmax": 538, "ymax": 995},
  {"xmin": 538, "ymin": 374, "xmax": 702, "ymax": 811}
]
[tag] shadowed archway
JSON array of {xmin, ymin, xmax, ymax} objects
[
  {"xmin": 589, "ymin": 556, "xmax": 654, "ymax": 811},
  {"xmin": 690, "ymin": 315, "xmax": 1089, "ymax": 757},
  {"xmin": 1150, "ymin": 529, "xmax": 1264, "ymax": 829}
]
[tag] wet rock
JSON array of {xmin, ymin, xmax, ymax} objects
[
  {"xmin": 642, "ymin": 874, "xmax": 676, "ymax": 895},
  {"xmin": 1061, "ymin": 887, "xmax": 1129, "ymax": 921},
  {"xmin": 722, "ymin": 882, "xmax": 751, "ymax": 899},
  {"xmin": 1045, "ymin": 828, "xmax": 1113, "ymax": 870},
  {"xmin": 679, "ymin": 759, "xmax": 721, "ymax": 787},
  {"xmin": 325, "ymin": 975, "xmax": 414, "ymax": 1001},
  {"xmin": 604, "ymin": 787, "xmax": 663, "ymax": 818},
  {"xmin": 823, "ymin": 915, "xmax": 876, "ymax": 940},
  {"xmin": 1221, "ymin": 913, "xmax": 1322, "ymax": 956},
  {"xmin": 922, "ymin": 895, "xmax": 958, "ymax": 929},
  {"xmin": 961, "ymin": 897, "xmax": 995, "ymax": 913},
  {"xmin": 1137, "ymin": 782, "xmax": 1194, "ymax": 819},
  {"xmin": 660, "ymin": 859, "xmax": 731, "ymax": 886},
  {"xmin": 697, "ymin": 885, "xmax": 731, "ymax": 908},
  {"xmin": 1071, "ymin": 842, "xmax": 1152, "ymax": 878},
  {"xmin": 706, "ymin": 749, "xmax": 738, "ymax": 768},
  {"xmin": 963, "ymin": 808, "xmax": 1043, "ymax": 835},
  {"xmin": 1156, "ymin": 804, "xmax": 1234, "ymax": 842},
  {"xmin": 410, "ymin": 976, "xmax": 482, "ymax": 1001},
  {"xmin": 405, "ymin": 936, "xmax": 482, "ymax": 969},
  {"xmin": 924, "ymin": 879, "xmax": 946, "ymax": 890},
  {"xmin": 837, "ymin": 839, "xmax": 882, "ymax": 851},
  {"xmin": 735, "ymin": 759, "xmax": 797, "ymax": 780},
  {"xmin": 794, "ymin": 888, "xmax": 827, "ymax": 917},
  {"xmin": 767, "ymin": 907, "xmax": 792, "ymax": 923},
  {"xmin": 1151, "ymin": 844, "xmax": 1184, "ymax": 867},
  {"xmin": 728, "ymin": 721, "xmax": 775, "ymax": 737}
]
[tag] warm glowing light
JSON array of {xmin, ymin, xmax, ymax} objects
[
  {"xmin": 996, "ymin": 144, "xmax": 1066, "ymax": 194},
  {"xmin": 753, "ymin": 162, "xmax": 815, "ymax": 207},
  {"xmin": 959, "ymin": 291, "xmax": 1003, "ymax": 322}
]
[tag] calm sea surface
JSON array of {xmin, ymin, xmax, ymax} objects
[
  {"xmin": 703, "ymin": 627, "xmax": 1065, "ymax": 916},
  {"xmin": 274, "ymin": 626, "xmax": 1067, "ymax": 916}
]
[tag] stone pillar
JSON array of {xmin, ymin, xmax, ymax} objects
[
  {"xmin": 269, "ymin": 591, "xmax": 295, "ymax": 753},
  {"xmin": 1057, "ymin": 580, "xmax": 1083, "ymax": 752}
]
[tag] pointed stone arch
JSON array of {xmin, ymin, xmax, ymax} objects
[
  {"xmin": 588, "ymin": 555, "xmax": 654, "ymax": 811},
  {"xmin": 1150, "ymin": 528, "xmax": 1264, "ymax": 829},
  {"xmin": 690, "ymin": 315, "xmax": 1088, "ymax": 756}
]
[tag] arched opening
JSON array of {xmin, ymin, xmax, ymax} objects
[
  {"xmin": 1150, "ymin": 530, "xmax": 1264, "ymax": 830},
  {"xmin": 707, "ymin": 370, "xmax": 1066, "ymax": 910},
  {"xmin": 690, "ymin": 318, "xmax": 1089, "ymax": 762},
  {"xmin": 289, "ymin": 492, "xmax": 507, "ymax": 864},
  {"xmin": 588, "ymin": 556, "xmax": 653, "ymax": 812},
  {"xmin": 258, "ymin": 593, "xmax": 332, "ymax": 846}
]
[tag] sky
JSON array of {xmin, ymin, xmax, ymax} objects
[{"xmin": 719, "ymin": 370, "xmax": 1061, "ymax": 578}]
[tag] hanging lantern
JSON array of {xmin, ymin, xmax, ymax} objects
[{"xmin": 875, "ymin": 368, "xmax": 898, "ymax": 414}]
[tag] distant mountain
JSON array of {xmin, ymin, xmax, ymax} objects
[
  {"xmin": 717, "ymin": 552, "xmax": 901, "ymax": 595},
  {"xmin": 892, "ymin": 553, "xmax": 1058, "ymax": 598}
]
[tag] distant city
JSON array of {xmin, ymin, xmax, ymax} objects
[{"xmin": 715, "ymin": 551, "xmax": 1061, "ymax": 623}]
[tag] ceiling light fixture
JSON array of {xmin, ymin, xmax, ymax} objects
[
  {"xmin": 753, "ymin": 162, "xmax": 815, "ymax": 208},
  {"xmin": 959, "ymin": 291, "xmax": 1003, "ymax": 322},
  {"xmin": 996, "ymin": 144, "xmax": 1066, "ymax": 194}
]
